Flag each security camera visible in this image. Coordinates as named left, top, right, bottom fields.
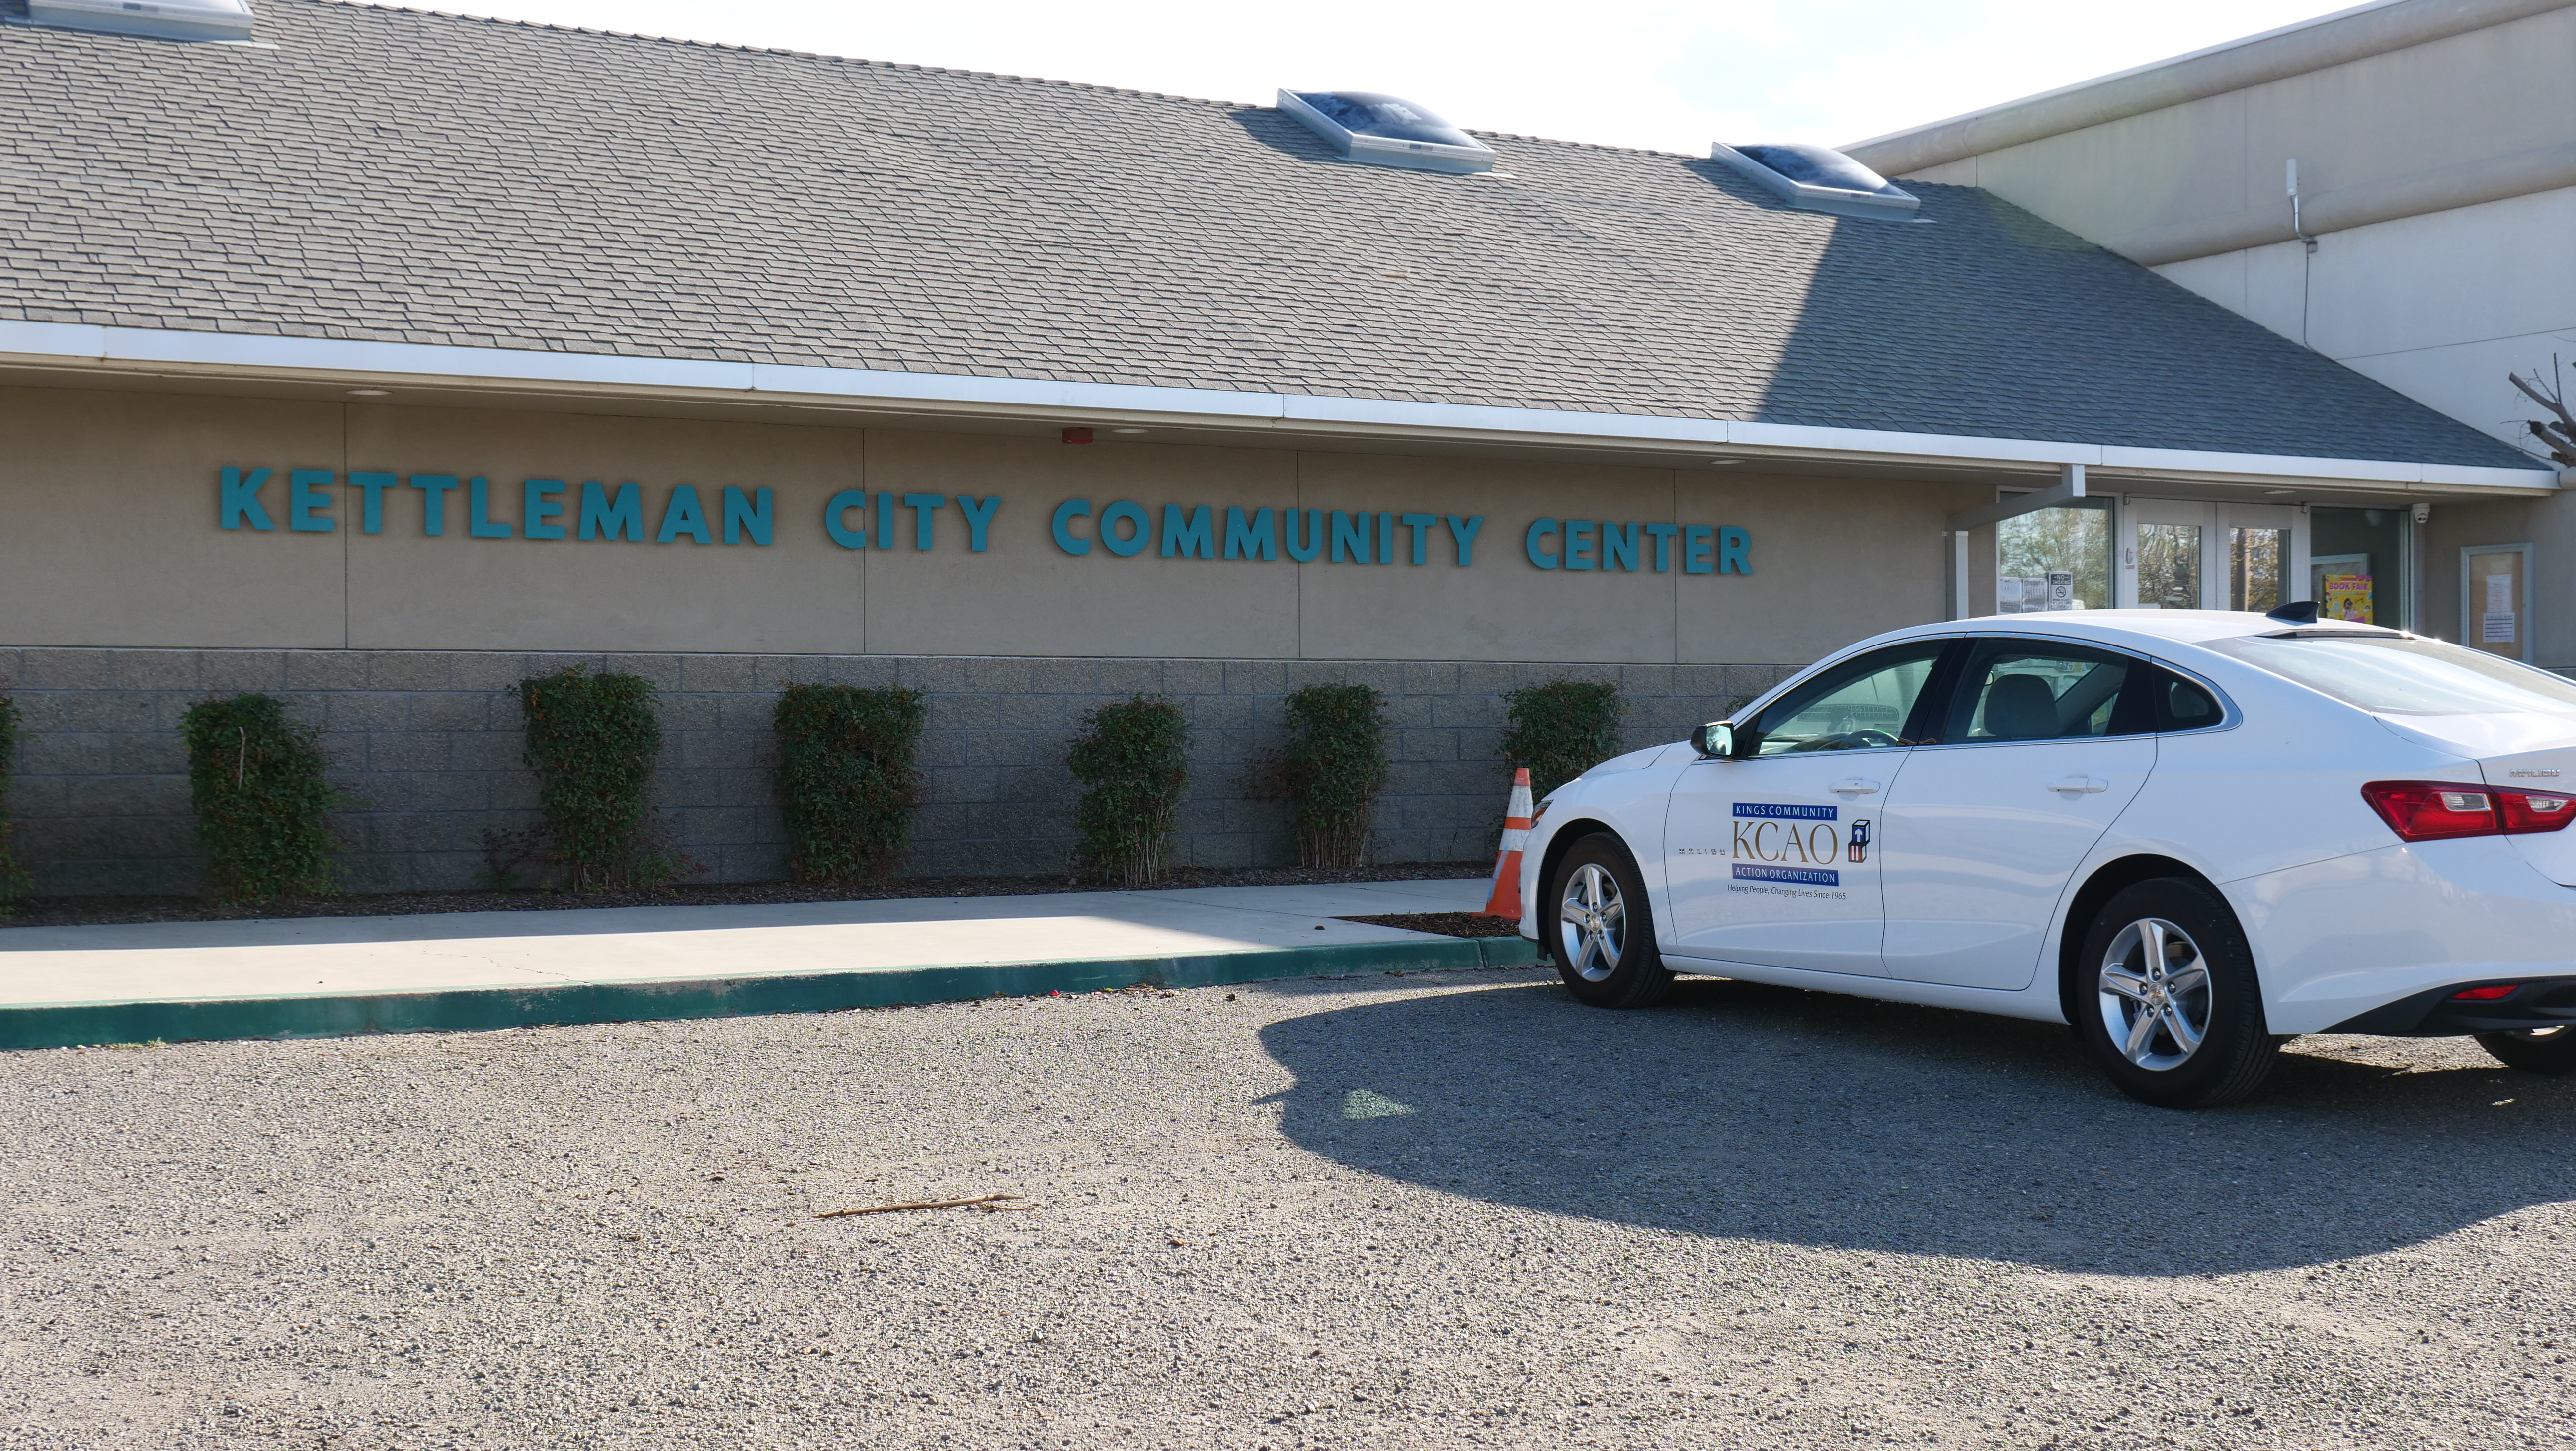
left=2412, top=502, right=2431, bottom=525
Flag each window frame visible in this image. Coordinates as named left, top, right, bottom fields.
left=1927, top=636, right=2158, bottom=748
left=1732, top=638, right=1964, bottom=758
left=2144, top=660, right=2239, bottom=734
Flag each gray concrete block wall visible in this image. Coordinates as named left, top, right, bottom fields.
left=0, top=648, right=1801, bottom=897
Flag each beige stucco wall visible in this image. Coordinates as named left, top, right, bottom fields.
left=1881, top=6, right=2576, bottom=265
left=0, top=385, right=1986, bottom=663
left=0, top=388, right=351, bottom=648
left=2424, top=495, right=2576, bottom=671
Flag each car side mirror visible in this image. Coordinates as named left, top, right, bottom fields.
left=1692, top=721, right=1736, bottom=759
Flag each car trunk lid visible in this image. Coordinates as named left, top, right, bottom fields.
left=2378, top=714, right=2576, bottom=885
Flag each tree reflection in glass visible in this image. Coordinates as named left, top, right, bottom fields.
left=2138, top=524, right=2201, bottom=610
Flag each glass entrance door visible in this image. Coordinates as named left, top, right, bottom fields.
left=2309, top=506, right=2414, bottom=628
left=2118, top=501, right=2305, bottom=612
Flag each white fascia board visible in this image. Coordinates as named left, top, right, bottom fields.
left=746, top=361, right=1286, bottom=421
left=1728, top=419, right=2091, bottom=466
left=2098, top=443, right=2557, bottom=492
left=0, top=321, right=2554, bottom=493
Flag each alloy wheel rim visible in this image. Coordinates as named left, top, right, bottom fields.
left=1557, top=863, right=1626, bottom=983
left=2097, top=917, right=2213, bottom=1072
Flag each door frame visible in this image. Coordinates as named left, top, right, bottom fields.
left=2116, top=499, right=2307, bottom=611
left=2460, top=541, right=2535, bottom=663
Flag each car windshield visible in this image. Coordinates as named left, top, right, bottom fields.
left=2206, top=633, right=2576, bottom=716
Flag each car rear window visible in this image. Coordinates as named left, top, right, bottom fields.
left=2206, top=634, right=2576, bottom=716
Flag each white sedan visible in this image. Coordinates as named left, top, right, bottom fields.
left=1517, top=608, right=2576, bottom=1107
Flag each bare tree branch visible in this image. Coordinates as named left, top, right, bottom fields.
left=2510, top=355, right=2576, bottom=467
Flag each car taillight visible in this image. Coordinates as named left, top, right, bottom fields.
left=2501, top=790, right=2576, bottom=832
left=2451, top=984, right=2519, bottom=1001
left=2361, top=781, right=2576, bottom=842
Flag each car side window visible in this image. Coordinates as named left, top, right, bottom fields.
left=2152, top=667, right=2225, bottom=732
left=1943, top=641, right=2154, bottom=743
left=1742, top=641, right=1952, bottom=756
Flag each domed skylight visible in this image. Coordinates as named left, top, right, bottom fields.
left=1711, top=142, right=1921, bottom=220
left=21, top=0, right=254, bottom=42
left=1277, top=90, right=1498, bottom=175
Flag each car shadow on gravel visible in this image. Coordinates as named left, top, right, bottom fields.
left=1257, top=974, right=2576, bottom=1276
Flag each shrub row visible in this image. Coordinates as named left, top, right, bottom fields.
left=17, top=671, right=1629, bottom=902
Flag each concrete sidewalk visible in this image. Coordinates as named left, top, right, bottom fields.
left=0, top=879, right=1539, bottom=1049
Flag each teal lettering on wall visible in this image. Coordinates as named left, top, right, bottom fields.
left=467, top=477, right=512, bottom=539
left=900, top=492, right=944, bottom=551
left=411, top=474, right=459, bottom=536
left=658, top=485, right=711, bottom=545
left=957, top=495, right=1000, bottom=552
left=1099, top=501, right=1150, bottom=557
left=524, top=479, right=568, bottom=541
left=1224, top=506, right=1276, bottom=561
left=1162, top=504, right=1213, bottom=559
left=1285, top=509, right=1323, bottom=563
left=209, top=469, right=1751, bottom=575
left=1644, top=522, right=1678, bottom=572
left=1330, top=510, right=1369, bottom=564
left=724, top=486, right=775, bottom=547
left=289, top=470, right=337, bottom=533
left=1444, top=514, right=1482, bottom=566
left=583, top=482, right=644, bottom=542
left=350, top=472, right=398, bottom=535
left=220, top=467, right=275, bottom=531
left=1051, top=498, right=1093, bottom=555
left=826, top=489, right=870, bottom=549
left=1526, top=518, right=1560, bottom=570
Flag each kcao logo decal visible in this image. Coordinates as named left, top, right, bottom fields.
left=1730, top=802, right=1843, bottom=886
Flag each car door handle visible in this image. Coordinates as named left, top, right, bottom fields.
left=2050, top=775, right=2108, bottom=795
left=1829, top=777, right=1882, bottom=796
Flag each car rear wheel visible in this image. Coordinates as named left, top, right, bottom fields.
left=1547, top=834, right=1673, bottom=1010
left=2475, top=1026, right=2576, bottom=1074
left=2075, top=878, right=2277, bottom=1109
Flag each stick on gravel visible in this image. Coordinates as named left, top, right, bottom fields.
left=815, top=1193, right=1028, bottom=1218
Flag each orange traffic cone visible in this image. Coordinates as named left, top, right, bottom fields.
left=1481, top=768, right=1534, bottom=920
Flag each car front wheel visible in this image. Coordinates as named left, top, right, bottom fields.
left=2476, top=1026, right=2576, bottom=1074
left=1547, top=834, right=1673, bottom=1009
left=2074, top=878, right=2277, bottom=1109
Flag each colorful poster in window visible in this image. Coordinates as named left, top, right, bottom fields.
left=2322, top=573, right=2373, bottom=624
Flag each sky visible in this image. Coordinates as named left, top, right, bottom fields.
left=385, top=0, right=2362, bottom=155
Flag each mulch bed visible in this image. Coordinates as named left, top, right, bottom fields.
left=0, top=862, right=1494, bottom=931
left=1338, top=911, right=1524, bottom=939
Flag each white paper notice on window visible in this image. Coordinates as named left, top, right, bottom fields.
left=2484, top=612, right=2518, bottom=644
left=2488, top=574, right=2515, bottom=613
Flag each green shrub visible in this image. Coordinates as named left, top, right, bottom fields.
left=0, top=691, right=27, bottom=915
left=516, top=666, right=677, bottom=892
left=1500, top=679, right=1625, bottom=799
left=773, top=684, right=927, bottom=882
left=1280, top=684, right=1389, bottom=868
left=181, top=693, right=348, bottom=901
left=1068, top=696, right=1190, bottom=888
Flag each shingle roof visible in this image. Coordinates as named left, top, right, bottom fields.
left=0, top=0, right=2544, bottom=470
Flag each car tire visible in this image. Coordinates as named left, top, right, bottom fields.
left=2475, top=1026, right=2576, bottom=1074
left=1546, top=833, right=1673, bottom=1010
left=2074, top=878, right=2277, bottom=1109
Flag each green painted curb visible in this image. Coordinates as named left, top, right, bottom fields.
left=0, top=933, right=1544, bottom=1051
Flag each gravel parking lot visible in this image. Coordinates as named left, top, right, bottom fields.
left=4, top=966, right=2571, bottom=1449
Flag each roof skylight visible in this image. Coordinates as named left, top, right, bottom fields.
left=1277, top=91, right=1497, bottom=175
left=18, top=0, right=254, bottom=42
left=1710, top=142, right=1920, bottom=220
